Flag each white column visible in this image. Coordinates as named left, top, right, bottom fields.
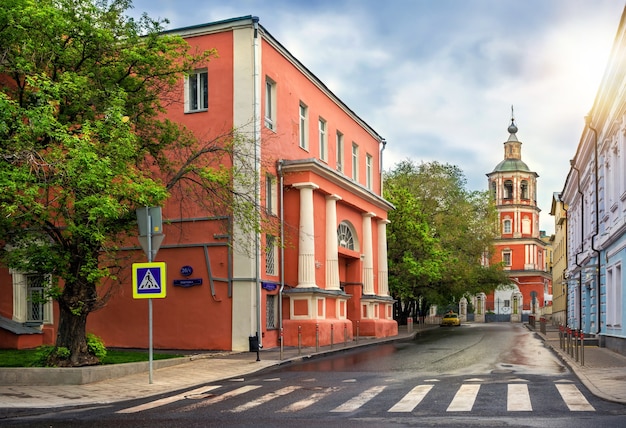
left=294, top=182, right=319, bottom=288
left=377, top=219, right=390, bottom=296
left=325, top=195, right=342, bottom=290
left=362, top=212, right=375, bottom=295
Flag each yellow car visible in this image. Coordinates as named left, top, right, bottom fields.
left=441, top=313, right=461, bottom=327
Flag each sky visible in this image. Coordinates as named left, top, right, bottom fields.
left=129, top=0, right=625, bottom=234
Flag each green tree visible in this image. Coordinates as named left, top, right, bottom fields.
left=384, top=160, right=508, bottom=322
left=0, top=0, right=260, bottom=366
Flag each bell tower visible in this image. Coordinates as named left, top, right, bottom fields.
left=484, top=109, right=551, bottom=320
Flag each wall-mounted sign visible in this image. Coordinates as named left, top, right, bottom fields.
left=180, top=265, right=193, bottom=277
left=173, top=278, right=202, bottom=288
left=262, top=282, right=278, bottom=291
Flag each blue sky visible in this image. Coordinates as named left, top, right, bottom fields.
left=129, top=0, right=625, bottom=234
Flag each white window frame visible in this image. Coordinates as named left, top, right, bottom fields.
left=318, top=117, right=327, bottom=162
left=366, top=153, right=373, bottom=189
left=607, top=263, right=622, bottom=327
left=351, top=142, right=359, bottom=181
left=265, top=234, right=278, bottom=276
left=502, top=251, right=512, bottom=267
left=503, top=219, right=512, bottom=234
left=185, top=69, right=208, bottom=112
left=265, top=77, right=276, bottom=131
left=265, top=173, right=278, bottom=216
left=299, top=102, right=308, bottom=150
left=336, top=131, right=344, bottom=173
left=11, top=270, right=53, bottom=324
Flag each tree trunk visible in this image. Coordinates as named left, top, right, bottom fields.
left=51, top=279, right=100, bottom=367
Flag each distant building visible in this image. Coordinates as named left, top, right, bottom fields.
left=485, top=116, right=552, bottom=320
left=0, top=16, right=398, bottom=351
left=549, top=192, right=568, bottom=326
left=562, top=6, right=626, bottom=355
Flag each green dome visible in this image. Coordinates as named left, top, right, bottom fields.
left=492, top=158, right=531, bottom=173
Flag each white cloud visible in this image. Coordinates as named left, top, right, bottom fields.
left=130, top=0, right=625, bottom=233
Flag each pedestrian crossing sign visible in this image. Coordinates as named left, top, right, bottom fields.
left=132, top=262, right=166, bottom=299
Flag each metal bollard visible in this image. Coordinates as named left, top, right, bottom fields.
left=330, top=324, right=334, bottom=349
left=279, top=327, right=284, bottom=361
left=408, top=317, right=413, bottom=333
left=315, top=323, right=319, bottom=352
left=298, top=325, right=302, bottom=356
left=356, top=320, right=360, bottom=344
left=344, top=323, right=348, bottom=347
left=580, top=329, right=585, bottom=366
left=574, top=329, right=579, bottom=362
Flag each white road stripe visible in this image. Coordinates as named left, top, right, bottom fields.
left=331, top=385, right=386, bottom=412
left=230, top=386, right=301, bottom=413
left=277, top=387, right=340, bottom=412
left=447, top=384, right=480, bottom=412
left=388, top=384, right=434, bottom=412
left=507, top=384, right=532, bottom=411
left=116, top=385, right=221, bottom=414
left=555, top=384, right=595, bottom=411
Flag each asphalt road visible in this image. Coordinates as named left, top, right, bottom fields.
left=5, top=323, right=626, bottom=428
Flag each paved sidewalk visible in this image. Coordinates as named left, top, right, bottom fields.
left=530, top=322, right=626, bottom=404
left=1, top=322, right=625, bottom=414
left=0, top=327, right=422, bottom=412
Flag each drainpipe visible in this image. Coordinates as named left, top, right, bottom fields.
left=585, top=115, right=602, bottom=335
left=252, top=16, right=262, bottom=348
left=570, top=159, right=584, bottom=332
left=277, top=160, right=285, bottom=341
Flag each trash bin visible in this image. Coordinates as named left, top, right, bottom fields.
left=249, top=335, right=259, bottom=352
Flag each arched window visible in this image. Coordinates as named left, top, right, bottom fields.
left=520, top=180, right=528, bottom=200
left=491, top=181, right=497, bottom=200
left=503, top=219, right=512, bottom=234
left=504, top=180, right=513, bottom=199
left=337, top=221, right=358, bottom=251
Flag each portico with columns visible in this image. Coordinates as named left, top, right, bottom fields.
left=281, top=162, right=397, bottom=347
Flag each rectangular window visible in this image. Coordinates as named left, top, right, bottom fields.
left=319, top=118, right=327, bottom=162
left=265, top=234, right=277, bottom=276
left=502, top=251, right=512, bottom=267
left=299, top=102, right=308, bottom=150
left=266, top=294, right=277, bottom=329
left=607, top=264, right=622, bottom=327
left=26, top=274, right=46, bottom=323
left=336, top=131, right=344, bottom=173
left=351, top=142, right=359, bottom=181
left=265, top=173, right=278, bottom=216
left=265, top=78, right=276, bottom=131
left=366, top=153, right=373, bottom=189
left=186, top=70, right=208, bottom=112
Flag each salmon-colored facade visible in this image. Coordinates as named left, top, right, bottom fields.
left=0, top=16, right=397, bottom=351
left=485, top=118, right=552, bottom=318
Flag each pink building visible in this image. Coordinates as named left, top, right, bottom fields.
left=0, top=16, right=397, bottom=352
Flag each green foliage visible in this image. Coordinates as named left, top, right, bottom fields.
left=33, top=346, right=70, bottom=367
left=0, top=0, right=261, bottom=366
left=385, top=159, right=509, bottom=318
left=87, top=333, right=107, bottom=360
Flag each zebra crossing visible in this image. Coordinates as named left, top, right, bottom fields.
left=117, top=379, right=595, bottom=415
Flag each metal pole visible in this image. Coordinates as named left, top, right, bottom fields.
left=580, top=329, right=585, bottom=366
left=146, top=209, right=153, bottom=385
left=280, top=327, right=283, bottom=360
left=298, top=325, right=302, bottom=356
left=330, top=324, right=334, bottom=349
left=315, top=323, right=319, bottom=352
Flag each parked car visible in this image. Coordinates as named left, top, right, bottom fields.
left=441, top=312, right=461, bottom=327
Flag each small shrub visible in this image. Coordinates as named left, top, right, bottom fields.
left=32, top=345, right=70, bottom=367
left=87, top=333, right=107, bottom=360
